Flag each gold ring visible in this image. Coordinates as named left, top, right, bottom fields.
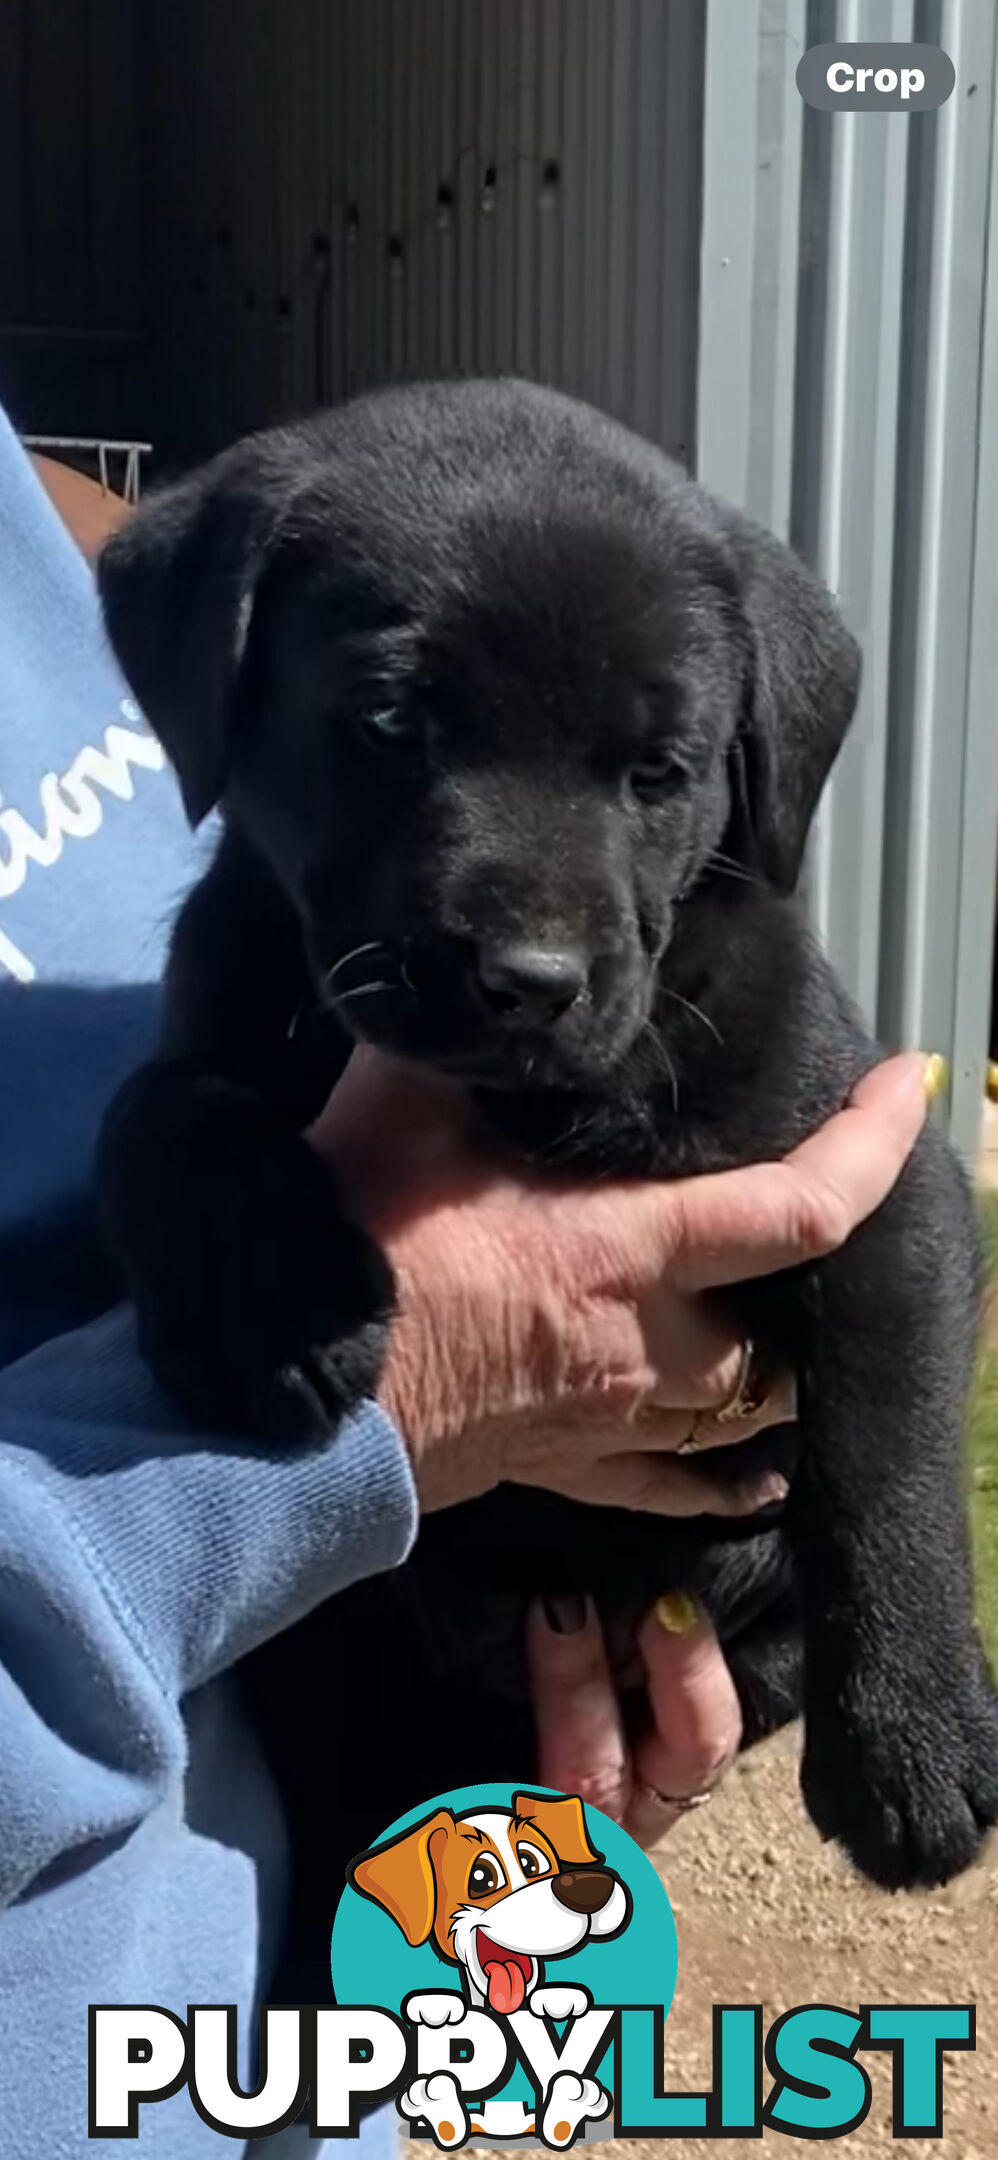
left=634, top=1776, right=714, bottom=1814
left=713, top=1338, right=770, bottom=1427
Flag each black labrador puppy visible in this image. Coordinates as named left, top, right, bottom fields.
left=95, top=379, right=998, bottom=1924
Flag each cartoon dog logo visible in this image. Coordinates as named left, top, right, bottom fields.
left=349, top=1789, right=631, bottom=2145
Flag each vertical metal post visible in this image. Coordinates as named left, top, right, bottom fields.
left=697, top=0, right=804, bottom=536
left=935, top=9, right=998, bottom=1155
left=696, top=0, right=763, bottom=505
left=747, top=0, right=807, bottom=540
left=877, top=0, right=998, bottom=1158
left=699, top=0, right=998, bottom=1156
left=800, top=0, right=914, bottom=1028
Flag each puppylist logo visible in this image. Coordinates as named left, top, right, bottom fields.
left=89, top=1782, right=975, bottom=2145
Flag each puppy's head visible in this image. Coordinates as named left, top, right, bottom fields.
left=99, top=380, right=859, bottom=1090
left=349, top=1792, right=629, bottom=2008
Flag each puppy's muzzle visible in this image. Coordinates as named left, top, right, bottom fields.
left=550, top=1868, right=617, bottom=1915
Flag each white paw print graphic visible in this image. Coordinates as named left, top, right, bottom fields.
left=541, top=2070, right=611, bottom=2148
left=398, top=2070, right=467, bottom=2149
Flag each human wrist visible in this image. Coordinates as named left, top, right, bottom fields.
left=377, top=1372, right=503, bottom=1515
left=375, top=1278, right=537, bottom=1512
left=374, top=1216, right=547, bottom=1444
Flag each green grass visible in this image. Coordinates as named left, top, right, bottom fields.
left=972, top=1192, right=998, bottom=1661
left=970, top=1350, right=998, bottom=1659
left=977, top=1186, right=998, bottom=1282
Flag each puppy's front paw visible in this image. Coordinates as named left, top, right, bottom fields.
left=802, top=1639, right=998, bottom=1889
left=143, top=1265, right=390, bottom=1441
left=127, top=1090, right=394, bottom=1439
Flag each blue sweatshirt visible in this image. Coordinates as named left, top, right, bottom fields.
left=0, top=409, right=418, bottom=2157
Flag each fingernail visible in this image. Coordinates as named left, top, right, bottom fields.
left=654, top=1590, right=702, bottom=1636
left=753, top=1473, right=789, bottom=1507
left=922, top=1052, right=949, bottom=1105
left=542, top=1595, right=589, bottom=1635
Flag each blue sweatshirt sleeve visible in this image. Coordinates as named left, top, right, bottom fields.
left=0, top=1305, right=418, bottom=1908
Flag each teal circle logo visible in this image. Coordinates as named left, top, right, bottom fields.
left=330, top=1782, right=677, bottom=2145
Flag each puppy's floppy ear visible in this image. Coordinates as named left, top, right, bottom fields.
left=722, top=513, right=861, bottom=892
left=96, top=448, right=278, bottom=826
left=512, top=1792, right=603, bottom=1867
left=348, top=1808, right=455, bottom=1947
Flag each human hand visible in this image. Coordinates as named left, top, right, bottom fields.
left=526, top=1589, right=743, bottom=1846
left=307, top=1047, right=928, bottom=1515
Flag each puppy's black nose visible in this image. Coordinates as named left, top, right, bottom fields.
left=476, top=942, right=587, bottom=1024
left=551, top=1869, right=616, bottom=1915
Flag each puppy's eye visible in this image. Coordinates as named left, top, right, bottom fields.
left=627, top=751, right=690, bottom=804
left=516, top=1843, right=551, bottom=1881
left=353, top=705, right=418, bottom=751
left=468, top=1857, right=507, bottom=1899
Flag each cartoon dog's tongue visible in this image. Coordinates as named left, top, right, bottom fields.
left=477, top=1931, right=532, bottom=2014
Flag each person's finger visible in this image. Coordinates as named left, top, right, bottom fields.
left=588, top=1052, right=928, bottom=1297
left=636, top=1291, right=753, bottom=1413
left=519, top=1449, right=789, bottom=1516
left=590, top=1456, right=790, bottom=1516
left=526, top=1598, right=631, bottom=1823
left=670, top=1053, right=930, bottom=1290
left=623, top=1593, right=742, bottom=1847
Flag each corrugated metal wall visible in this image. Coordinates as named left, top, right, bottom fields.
left=2, top=0, right=996, bottom=1154
left=0, top=0, right=148, bottom=437
left=143, top=0, right=703, bottom=462
left=696, top=0, right=998, bottom=1155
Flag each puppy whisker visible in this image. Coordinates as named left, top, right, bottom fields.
left=334, top=979, right=400, bottom=1002
left=707, top=848, right=752, bottom=873
left=705, top=850, right=765, bottom=893
left=636, top=1021, right=680, bottom=1112
left=659, top=984, right=724, bottom=1046
left=287, top=991, right=318, bottom=1042
left=323, top=939, right=390, bottom=987
left=543, top=1114, right=606, bottom=1165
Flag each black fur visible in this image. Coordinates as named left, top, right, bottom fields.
left=95, top=381, right=998, bottom=1965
